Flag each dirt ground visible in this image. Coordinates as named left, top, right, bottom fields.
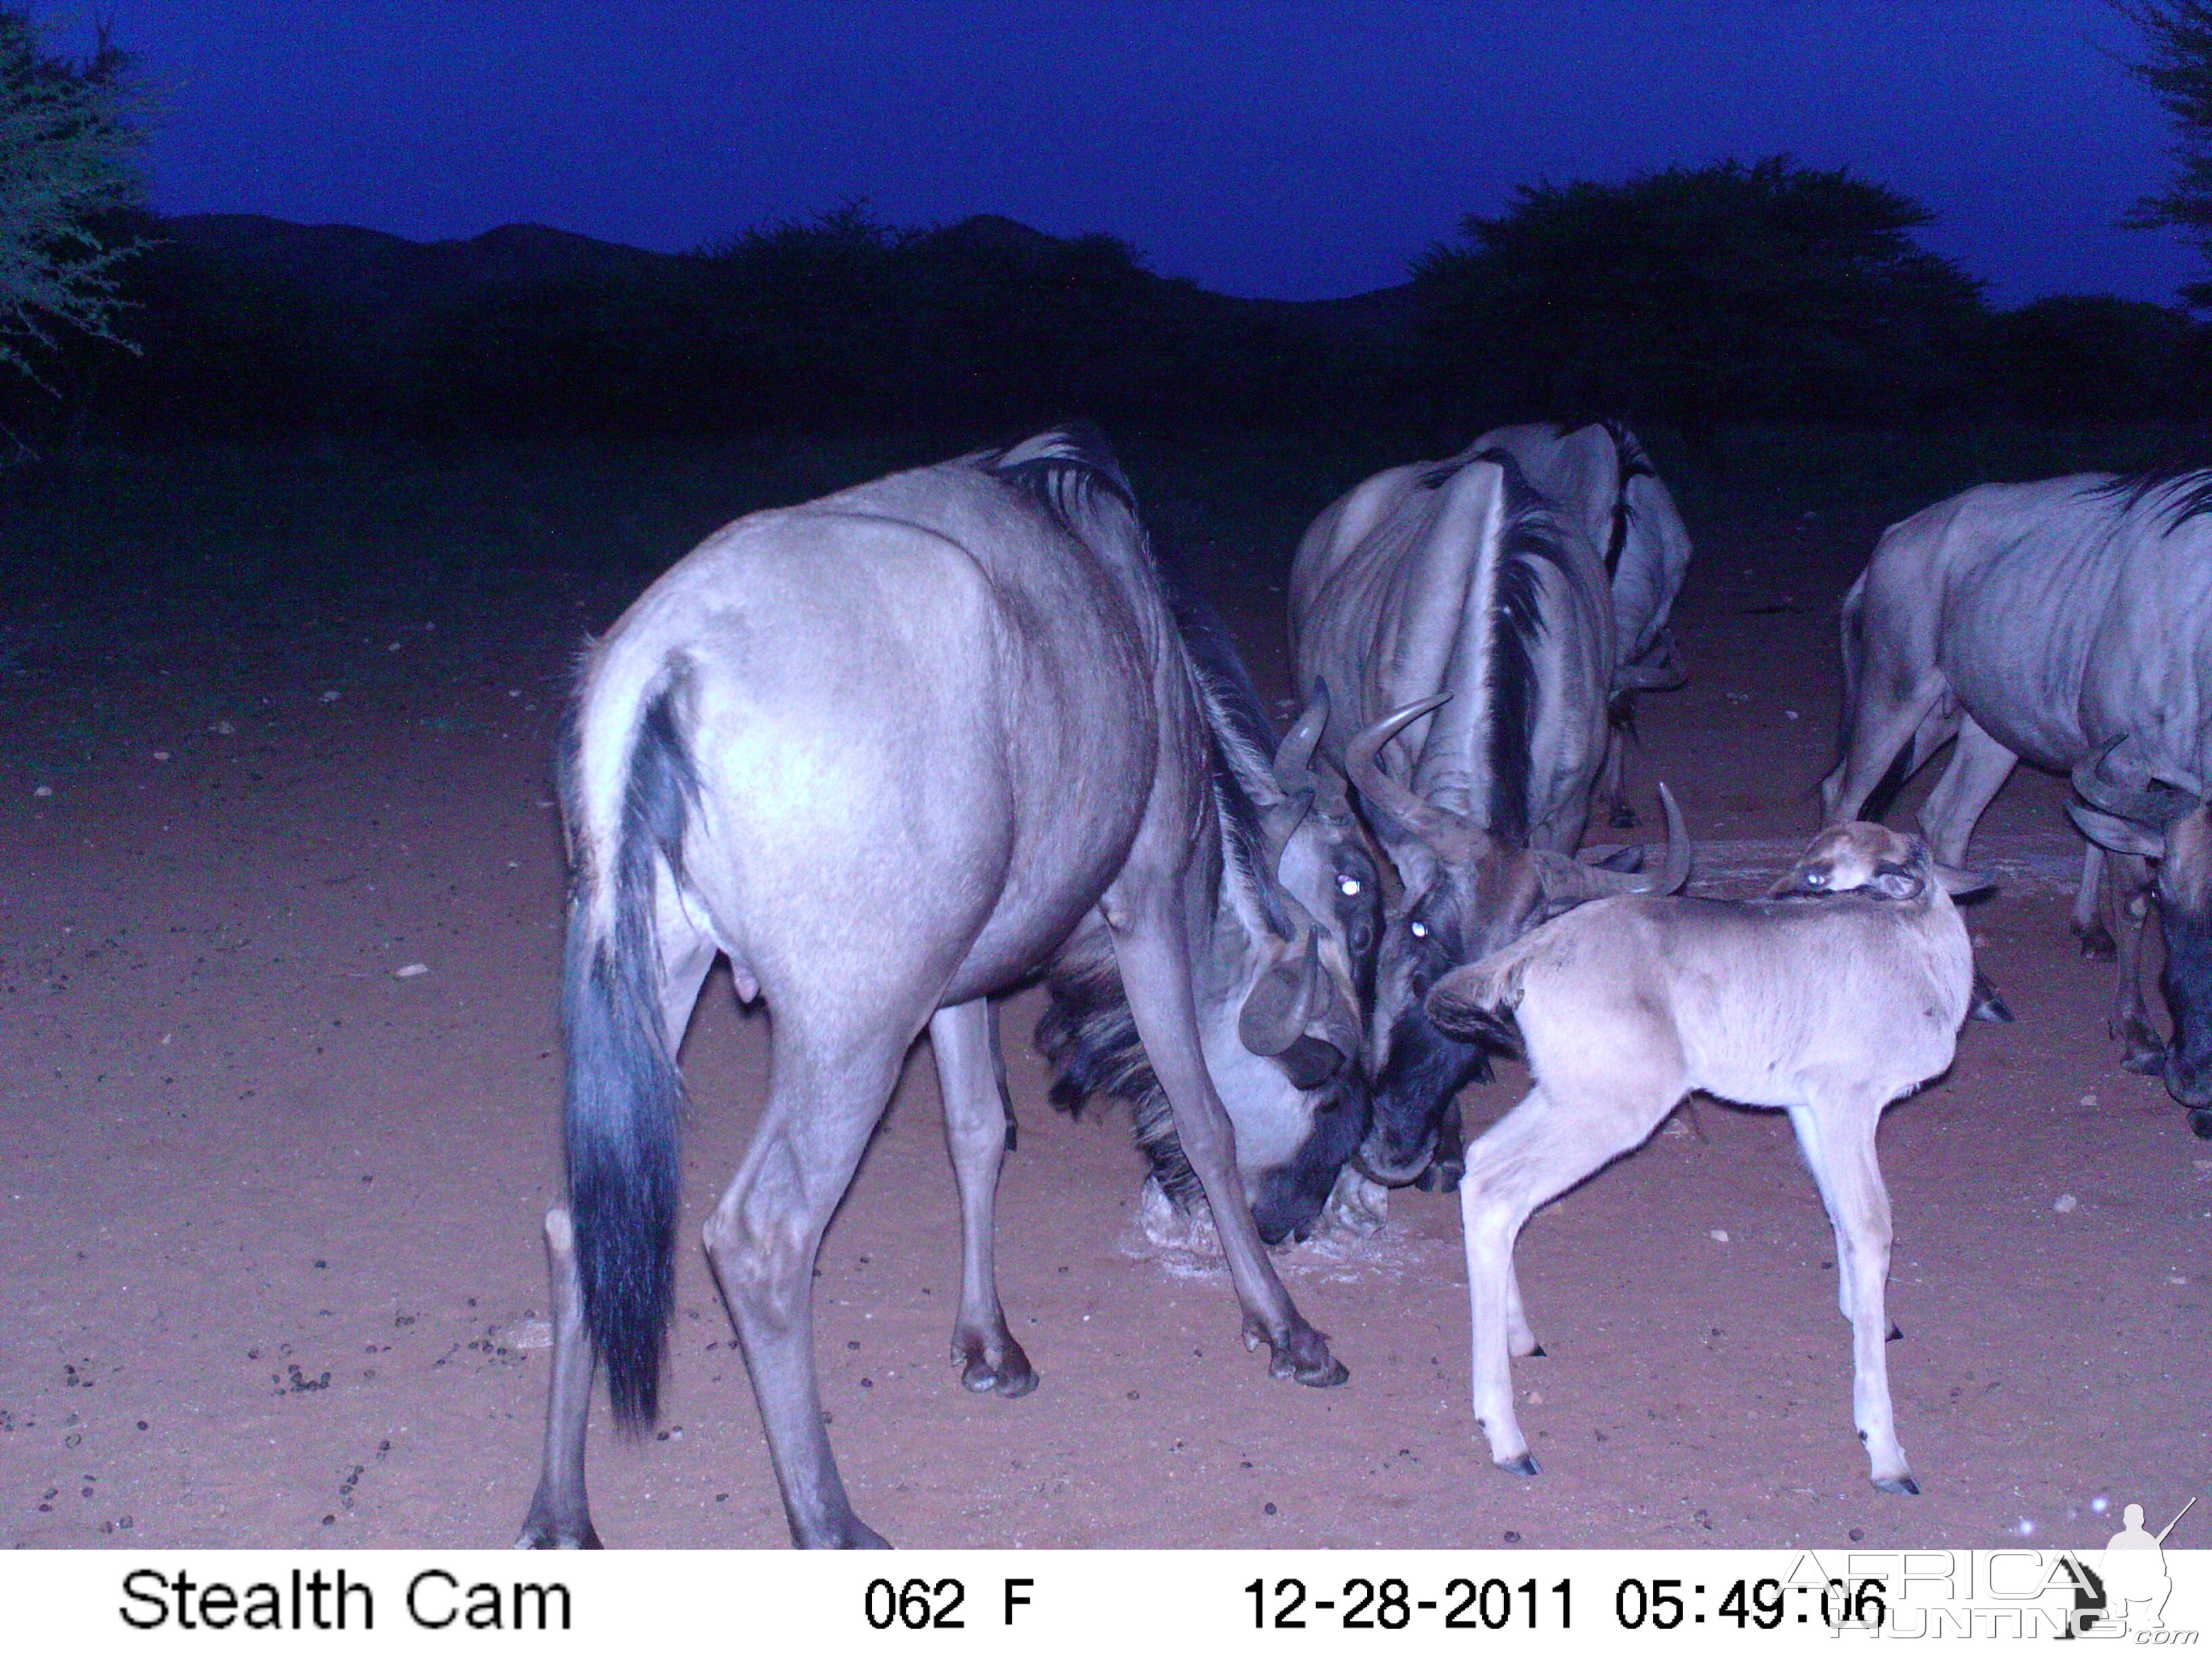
left=2, top=453, right=2205, bottom=1552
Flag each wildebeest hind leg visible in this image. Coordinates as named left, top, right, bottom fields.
left=1915, top=717, right=2014, bottom=868
left=928, top=998, right=1036, bottom=1397
left=702, top=1008, right=915, bottom=1549
left=1107, top=897, right=1347, bottom=1387
left=514, top=1207, right=602, bottom=1548
left=2109, top=854, right=2166, bottom=1071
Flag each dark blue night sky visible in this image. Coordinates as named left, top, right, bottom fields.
left=54, top=0, right=2202, bottom=306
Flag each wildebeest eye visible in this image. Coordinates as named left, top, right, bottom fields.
left=1803, top=867, right=1827, bottom=886
left=1337, top=875, right=1363, bottom=897
left=1409, top=920, right=1429, bottom=939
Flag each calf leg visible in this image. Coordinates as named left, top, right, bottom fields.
left=1460, top=1086, right=1661, bottom=1475
left=1108, top=896, right=1347, bottom=1387
left=1788, top=1096, right=1914, bottom=1494
left=702, top=1010, right=916, bottom=1549
left=928, top=998, right=1036, bottom=1397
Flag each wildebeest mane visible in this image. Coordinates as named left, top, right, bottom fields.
left=1467, top=447, right=1576, bottom=843
left=982, top=421, right=1140, bottom=540
left=2083, top=466, right=2212, bottom=533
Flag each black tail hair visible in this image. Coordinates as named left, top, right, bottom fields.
left=560, top=676, right=697, bottom=1429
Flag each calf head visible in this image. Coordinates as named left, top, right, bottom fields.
left=1343, top=695, right=1689, bottom=1183
left=1769, top=823, right=1991, bottom=903
left=2071, top=740, right=2212, bottom=1129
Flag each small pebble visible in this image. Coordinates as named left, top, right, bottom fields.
left=394, top=963, right=429, bottom=979
left=208, top=720, right=235, bottom=735
left=1709, top=1229, right=1730, bottom=1243
left=152, top=750, right=170, bottom=761
left=320, top=690, right=340, bottom=703
left=1503, top=1530, right=1521, bottom=1543
left=1849, top=1527, right=1864, bottom=1542
left=2053, top=1193, right=2077, bottom=1214
left=2081, top=1094, right=2098, bottom=1107
left=1263, top=1502, right=1277, bottom=1515
left=1783, top=709, right=1799, bottom=721
left=33, top=785, right=50, bottom=798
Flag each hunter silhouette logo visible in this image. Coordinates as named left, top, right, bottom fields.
left=2097, top=1497, right=2196, bottom=1635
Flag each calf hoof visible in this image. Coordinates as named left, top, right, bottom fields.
left=2074, top=921, right=2117, bottom=962
left=957, top=1336, right=1039, bottom=1399
left=1252, top=1315, right=1350, bottom=1387
left=1871, top=1474, right=1921, bottom=1497
left=1496, top=1452, right=1541, bottom=1477
left=2190, top=1109, right=2212, bottom=1141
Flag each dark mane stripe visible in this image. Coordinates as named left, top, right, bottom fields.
left=983, top=422, right=1139, bottom=536
left=1605, top=421, right=1654, bottom=576
left=1467, top=448, right=1574, bottom=843
left=2083, top=467, right=2212, bottom=533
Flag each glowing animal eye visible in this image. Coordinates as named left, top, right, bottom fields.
left=1409, top=920, right=1429, bottom=939
left=1337, top=876, right=1362, bottom=898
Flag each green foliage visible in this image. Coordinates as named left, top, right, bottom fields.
left=0, top=8, right=150, bottom=380
left=1412, top=157, right=1987, bottom=441
left=2117, top=1, right=2212, bottom=306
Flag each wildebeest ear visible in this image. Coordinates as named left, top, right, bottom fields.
left=1931, top=862, right=1995, bottom=899
left=1273, top=1034, right=1345, bottom=1090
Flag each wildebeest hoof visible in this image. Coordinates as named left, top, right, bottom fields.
left=1254, top=1316, right=1349, bottom=1387
left=2122, top=1040, right=2167, bottom=1076
left=1526, top=1343, right=1547, bottom=1358
left=2074, top=920, right=2118, bottom=961
left=1414, top=1155, right=1466, bottom=1193
left=1968, top=972, right=2014, bottom=1023
left=1872, top=1474, right=1921, bottom=1496
left=2190, top=1108, right=2212, bottom=1141
left=958, top=1336, right=1039, bottom=1399
left=1496, top=1452, right=1540, bottom=1477
left=513, top=1515, right=602, bottom=1550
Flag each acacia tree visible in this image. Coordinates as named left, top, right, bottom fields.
left=2117, top=1, right=2212, bottom=306
left=0, top=8, right=148, bottom=381
left=1413, top=157, right=1986, bottom=449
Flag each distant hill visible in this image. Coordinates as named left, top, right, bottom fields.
left=159, top=211, right=1418, bottom=342
left=162, top=213, right=670, bottom=313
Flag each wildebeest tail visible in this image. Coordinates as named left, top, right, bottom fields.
left=559, top=668, right=698, bottom=1429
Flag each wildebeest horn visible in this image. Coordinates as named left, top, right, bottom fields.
left=1272, top=681, right=1353, bottom=824
left=1536, top=782, right=1692, bottom=903
left=1345, top=695, right=1477, bottom=857
left=2071, top=736, right=2203, bottom=830
left=1238, top=933, right=1323, bottom=1057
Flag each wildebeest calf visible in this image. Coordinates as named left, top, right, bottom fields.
left=1425, top=823, right=1987, bottom=1496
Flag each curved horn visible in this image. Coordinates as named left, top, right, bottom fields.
left=1538, top=782, right=1693, bottom=903
left=2072, top=735, right=2203, bottom=830
left=1344, top=694, right=1475, bottom=855
left=1237, top=933, right=1323, bottom=1058
left=1272, top=680, right=1353, bottom=823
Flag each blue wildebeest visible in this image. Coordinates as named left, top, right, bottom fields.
left=1470, top=421, right=1695, bottom=828
left=1822, top=470, right=2212, bottom=1136
left=516, top=428, right=1365, bottom=1551
left=1290, top=433, right=1691, bottom=1193
left=1427, top=821, right=1989, bottom=1495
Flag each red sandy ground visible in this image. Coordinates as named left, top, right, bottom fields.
left=2, top=471, right=2205, bottom=1552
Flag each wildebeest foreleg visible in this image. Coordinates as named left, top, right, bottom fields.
left=702, top=1016, right=910, bottom=1549
left=514, top=1207, right=602, bottom=1548
left=2108, top=853, right=2165, bottom=1071
left=1786, top=1093, right=1914, bottom=1494
left=2073, top=844, right=2117, bottom=960
left=1107, top=904, right=1348, bottom=1387
left=1459, top=1086, right=1657, bottom=1475
left=928, top=999, right=1037, bottom=1397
